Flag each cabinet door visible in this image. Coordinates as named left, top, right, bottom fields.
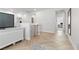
left=0, top=32, right=13, bottom=48
left=0, top=28, right=24, bottom=49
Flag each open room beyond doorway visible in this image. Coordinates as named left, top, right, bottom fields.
left=56, top=10, right=65, bottom=32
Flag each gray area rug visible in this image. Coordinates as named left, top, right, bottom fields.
left=31, top=44, right=57, bottom=50
left=31, top=44, right=46, bottom=50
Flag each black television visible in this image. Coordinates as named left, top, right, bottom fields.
left=0, top=12, right=14, bottom=29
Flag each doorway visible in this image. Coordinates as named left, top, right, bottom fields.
left=56, top=11, right=65, bottom=32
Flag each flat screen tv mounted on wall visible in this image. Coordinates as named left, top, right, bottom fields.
left=0, top=12, right=14, bottom=29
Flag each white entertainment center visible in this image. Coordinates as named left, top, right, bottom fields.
left=0, top=12, right=40, bottom=49
left=0, top=24, right=40, bottom=49
left=0, top=27, right=24, bottom=49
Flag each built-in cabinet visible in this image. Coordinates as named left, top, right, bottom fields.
left=20, top=23, right=40, bottom=40
left=0, top=23, right=41, bottom=49
left=31, top=23, right=41, bottom=36
left=0, top=27, right=24, bottom=49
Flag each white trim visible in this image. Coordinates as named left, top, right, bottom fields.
left=41, top=31, right=56, bottom=34
left=65, top=33, right=77, bottom=50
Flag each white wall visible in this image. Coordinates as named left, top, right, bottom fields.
left=71, top=8, right=79, bottom=49
left=34, top=9, right=56, bottom=33
left=64, top=8, right=70, bottom=34
left=14, top=13, right=31, bottom=27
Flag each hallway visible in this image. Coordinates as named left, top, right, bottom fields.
left=3, top=31, right=73, bottom=50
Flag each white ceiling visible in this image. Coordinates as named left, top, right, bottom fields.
left=0, top=8, right=67, bottom=14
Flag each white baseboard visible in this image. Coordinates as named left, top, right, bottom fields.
left=65, top=33, right=77, bottom=50
left=41, top=31, right=55, bottom=34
